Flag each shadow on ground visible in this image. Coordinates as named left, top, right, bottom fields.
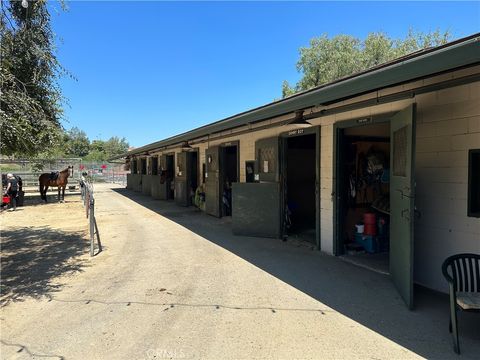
left=1, top=226, right=89, bottom=306
left=113, top=187, right=480, bottom=359
left=22, top=191, right=81, bottom=206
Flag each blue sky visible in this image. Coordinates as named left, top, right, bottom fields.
left=51, top=1, right=480, bottom=147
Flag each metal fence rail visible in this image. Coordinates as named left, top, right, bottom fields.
left=81, top=180, right=102, bottom=256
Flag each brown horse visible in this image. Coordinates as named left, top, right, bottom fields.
left=39, top=166, right=73, bottom=203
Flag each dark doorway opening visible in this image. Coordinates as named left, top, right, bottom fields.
left=284, top=133, right=316, bottom=243
left=132, top=159, right=138, bottom=174
left=166, top=154, right=175, bottom=200
left=245, top=161, right=255, bottom=183
left=188, top=151, right=199, bottom=206
left=221, top=145, right=239, bottom=217
left=337, top=122, right=391, bottom=274
left=151, top=156, right=158, bottom=175
left=141, top=158, right=147, bottom=175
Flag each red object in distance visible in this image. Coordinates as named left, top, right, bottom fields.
left=101, top=164, right=107, bottom=169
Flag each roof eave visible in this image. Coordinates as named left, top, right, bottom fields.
left=113, top=34, right=480, bottom=160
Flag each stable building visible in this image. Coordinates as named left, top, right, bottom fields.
left=116, top=34, right=480, bottom=309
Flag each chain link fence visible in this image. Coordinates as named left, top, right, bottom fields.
left=1, top=158, right=127, bottom=192
left=79, top=162, right=127, bottom=186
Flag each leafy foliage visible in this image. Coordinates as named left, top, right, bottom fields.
left=64, top=127, right=90, bottom=157
left=1, top=0, right=68, bottom=156
left=27, top=128, right=129, bottom=167
left=83, top=136, right=129, bottom=161
left=282, top=30, right=452, bottom=97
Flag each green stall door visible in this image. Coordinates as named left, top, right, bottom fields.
left=390, top=104, right=416, bottom=309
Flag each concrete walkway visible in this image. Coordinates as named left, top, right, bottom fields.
left=1, top=184, right=478, bottom=359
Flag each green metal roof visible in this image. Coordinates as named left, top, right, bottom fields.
left=113, top=34, right=480, bottom=160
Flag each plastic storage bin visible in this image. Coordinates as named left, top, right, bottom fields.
left=354, top=233, right=378, bottom=253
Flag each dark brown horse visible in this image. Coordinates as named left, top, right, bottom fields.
left=39, top=166, right=73, bottom=202
left=160, top=169, right=173, bottom=184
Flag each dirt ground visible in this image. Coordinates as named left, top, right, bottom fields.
left=1, top=191, right=89, bottom=305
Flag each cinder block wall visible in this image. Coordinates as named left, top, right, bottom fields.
left=414, top=81, right=480, bottom=292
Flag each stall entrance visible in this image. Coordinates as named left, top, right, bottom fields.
left=175, top=150, right=199, bottom=206
left=205, top=142, right=239, bottom=217
left=221, top=143, right=239, bottom=216
left=336, top=122, right=391, bottom=273
left=231, top=127, right=319, bottom=243
left=281, top=130, right=317, bottom=244
left=166, top=154, right=175, bottom=200
left=159, top=153, right=175, bottom=200
left=334, top=105, right=416, bottom=309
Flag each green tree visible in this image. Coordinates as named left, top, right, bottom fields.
left=90, top=139, right=105, bottom=154
left=65, top=127, right=90, bottom=157
left=83, top=137, right=129, bottom=162
left=83, top=149, right=105, bottom=162
left=0, top=0, right=68, bottom=155
left=282, top=29, right=451, bottom=97
left=104, top=136, right=129, bottom=159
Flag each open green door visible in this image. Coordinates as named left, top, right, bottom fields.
left=390, top=104, right=416, bottom=309
left=232, top=136, right=282, bottom=238
left=205, top=146, right=222, bottom=217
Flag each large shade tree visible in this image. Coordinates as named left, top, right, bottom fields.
left=1, top=0, right=67, bottom=156
left=282, top=30, right=451, bottom=98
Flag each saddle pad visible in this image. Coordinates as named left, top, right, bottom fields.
left=456, top=292, right=480, bottom=310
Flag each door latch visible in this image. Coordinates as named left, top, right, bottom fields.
left=401, top=209, right=411, bottom=221
left=395, top=188, right=414, bottom=199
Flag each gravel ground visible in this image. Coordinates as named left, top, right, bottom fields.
left=1, top=184, right=478, bottom=359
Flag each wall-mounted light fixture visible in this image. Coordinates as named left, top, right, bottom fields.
left=287, top=110, right=310, bottom=125
left=182, top=141, right=193, bottom=150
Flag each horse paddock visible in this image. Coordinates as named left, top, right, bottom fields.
left=1, top=191, right=89, bottom=305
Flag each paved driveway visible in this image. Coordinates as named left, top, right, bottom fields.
left=1, top=184, right=478, bottom=359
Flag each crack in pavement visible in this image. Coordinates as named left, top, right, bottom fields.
left=0, top=339, right=65, bottom=359
left=48, top=296, right=330, bottom=314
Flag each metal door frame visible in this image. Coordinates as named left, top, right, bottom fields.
left=190, top=147, right=200, bottom=195
left=333, top=115, right=392, bottom=256
left=279, top=126, right=321, bottom=249
left=184, top=148, right=200, bottom=206
left=165, top=152, right=175, bottom=200
left=220, top=140, right=240, bottom=183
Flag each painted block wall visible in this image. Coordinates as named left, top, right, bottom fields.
left=413, top=81, right=480, bottom=292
